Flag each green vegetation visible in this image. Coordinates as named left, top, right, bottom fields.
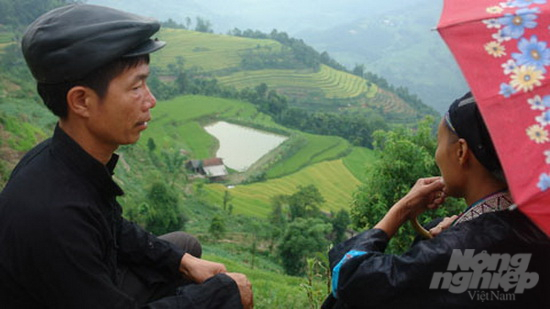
left=202, top=253, right=320, bottom=309
left=219, top=64, right=374, bottom=99
left=151, top=27, right=431, bottom=121
left=204, top=159, right=362, bottom=217
left=154, top=28, right=283, bottom=72
left=0, top=0, right=75, bottom=26
left=342, top=147, right=377, bottom=182
left=351, top=117, right=465, bottom=253
left=140, top=182, right=187, bottom=235
left=266, top=133, right=350, bottom=178
left=0, top=27, right=13, bottom=51
left=0, top=114, right=47, bottom=151
left=278, top=218, right=331, bottom=275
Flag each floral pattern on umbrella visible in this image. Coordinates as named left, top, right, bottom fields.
left=481, top=0, right=550, bottom=193
left=437, top=0, right=550, bottom=236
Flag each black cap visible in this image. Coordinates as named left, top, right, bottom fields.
left=446, top=92, right=503, bottom=176
left=21, top=4, right=166, bottom=84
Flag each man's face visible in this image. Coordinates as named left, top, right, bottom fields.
left=86, top=61, right=156, bottom=150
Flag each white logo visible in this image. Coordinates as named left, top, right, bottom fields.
left=430, top=249, right=539, bottom=298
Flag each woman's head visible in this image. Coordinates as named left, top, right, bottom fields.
left=435, top=92, right=506, bottom=197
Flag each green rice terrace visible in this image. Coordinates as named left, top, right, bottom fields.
left=138, top=95, right=372, bottom=218
left=218, top=64, right=376, bottom=99
left=152, top=28, right=418, bottom=117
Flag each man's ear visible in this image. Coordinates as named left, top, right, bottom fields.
left=66, top=86, right=95, bottom=118
left=456, top=138, right=470, bottom=166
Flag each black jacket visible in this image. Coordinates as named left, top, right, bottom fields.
left=0, top=126, right=241, bottom=308
left=323, top=209, right=550, bottom=309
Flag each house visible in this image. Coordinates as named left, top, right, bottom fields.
left=186, top=158, right=228, bottom=181
left=186, top=160, right=202, bottom=174
left=201, top=158, right=228, bottom=180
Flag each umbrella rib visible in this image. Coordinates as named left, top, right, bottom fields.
left=437, top=16, right=489, bottom=30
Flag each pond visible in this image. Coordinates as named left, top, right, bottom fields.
left=203, top=121, right=288, bottom=172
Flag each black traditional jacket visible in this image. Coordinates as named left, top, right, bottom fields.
left=323, top=209, right=550, bottom=309
left=0, top=126, right=240, bottom=308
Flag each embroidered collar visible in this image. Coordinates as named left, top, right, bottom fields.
left=452, top=190, right=513, bottom=226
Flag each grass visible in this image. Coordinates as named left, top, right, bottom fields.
left=266, top=133, right=351, bottom=178
left=202, top=252, right=318, bottom=309
left=152, top=28, right=283, bottom=72
left=342, top=147, right=377, bottom=182
left=203, top=158, right=363, bottom=218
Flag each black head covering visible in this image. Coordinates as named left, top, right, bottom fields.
left=445, top=92, right=504, bottom=177
left=21, top=4, right=166, bottom=84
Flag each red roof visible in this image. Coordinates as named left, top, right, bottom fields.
left=202, top=158, right=224, bottom=167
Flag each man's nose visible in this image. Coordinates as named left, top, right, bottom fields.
left=145, top=85, right=156, bottom=109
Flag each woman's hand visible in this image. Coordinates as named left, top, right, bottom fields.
left=400, top=177, right=446, bottom=219
left=374, top=177, right=446, bottom=238
left=429, top=215, right=458, bottom=237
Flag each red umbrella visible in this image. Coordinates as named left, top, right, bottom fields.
left=437, top=0, right=550, bottom=236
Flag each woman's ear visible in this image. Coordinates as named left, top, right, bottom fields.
left=456, top=138, right=470, bottom=166
left=66, top=86, right=94, bottom=118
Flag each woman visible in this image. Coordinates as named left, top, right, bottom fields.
left=323, top=92, right=549, bottom=308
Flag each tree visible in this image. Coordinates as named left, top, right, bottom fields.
left=350, top=117, right=464, bottom=253
left=145, top=182, right=186, bottom=235
left=161, top=149, right=187, bottom=186
left=0, top=0, right=74, bottom=26
left=352, top=64, right=365, bottom=78
left=222, top=190, right=232, bottom=212
left=147, top=138, right=156, bottom=152
left=209, top=215, right=226, bottom=239
left=288, top=185, right=325, bottom=220
left=330, top=209, right=351, bottom=244
left=185, top=17, right=192, bottom=29
left=278, top=218, right=331, bottom=276
left=194, top=17, right=213, bottom=33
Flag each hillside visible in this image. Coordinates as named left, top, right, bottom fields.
left=152, top=28, right=426, bottom=119
left=137, top=95, right=369, bottom=217
left=297, top=0, right=468, bottom=113
left=0, top=4, right=399, bottom=307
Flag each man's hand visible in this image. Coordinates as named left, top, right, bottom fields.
left=179, top=253, right=227, bottom=283
left=226, top=272, right=253, bottom=309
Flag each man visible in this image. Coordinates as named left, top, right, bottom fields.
left=0, top=4, right=252, bottom=308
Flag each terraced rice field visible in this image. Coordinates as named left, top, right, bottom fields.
left=368, top=88, right=416, bottom=115
left=152, top=28, right=282, bottom=71
left=218, top=64, right=373, bottom=99
left=204, top=158, right=363, bottom=218
left=149, top=28, right=416, bottom=118
left=0, top=31, right=13, bottom=51
left=266, top=133, right=351, bottom=178
left=342, top=147, right=377, bottom=182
